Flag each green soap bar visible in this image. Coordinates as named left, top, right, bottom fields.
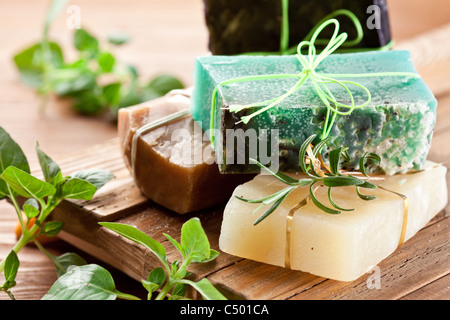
left=190, top=50, right=437, bottom=175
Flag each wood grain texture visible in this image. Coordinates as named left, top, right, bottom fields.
left=1, top=0, right=450, bottom=300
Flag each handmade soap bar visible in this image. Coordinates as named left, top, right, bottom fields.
left=191, top=50, right=437, bottom=175
left=219, top=162, right=448, bottom=281
left=118, top=93, right=252, bottom=214
left=204, top=0, right=391, bottom=55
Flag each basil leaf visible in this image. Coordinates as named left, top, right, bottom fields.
left=72, top=90, right=105, bottom=115
left=0, top=166, right=56, bottom=199
left=61, top=177, right=97, bottom=200
left=23, top=198, right=40, bottom=219
left=172, top=283, right=187, bottom=297
left=13, top=42, right=63, bottom=88
left=97, top=52, right=115, bottom=73
left=107, top=32, right=130, bottom=45
left=163, top=233, right=183, bottom=254
left=99, top=222, right=167, bottom=265
left=201, top=249, right=219, bottom=263
left=54, top=252, right=87, bottom=278
left=102, top=82, right=121, bottom=106
left=42, top=264, right=118, bottom=300
left=147, top=74, right=184, bottom=96
left=74, top=28, right=99, bottom=54
left=70, top=169, right=114, bottom=190
left=4, top=250, right=19, bottom=284
left=0, top=127, right=30, bottom=198
left=179, top=278, right=227, bottom=300
left=50, top=67, right=97, bottom=96
left=180, top=218, right=211, bottom=263
left=142, top=267, right=165, bottom=298
left=147, top=267, right=165, bottom=288
left=42, top=220, right=64, bottom=237
left=36, top=142, right=61, bottom=185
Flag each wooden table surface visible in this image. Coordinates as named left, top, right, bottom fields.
left=0, top=0, right=449, bottom=300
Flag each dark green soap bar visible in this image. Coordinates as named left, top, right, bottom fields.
left=190, top=51, right=437, bottom=175
left=203, top=0, right=391, bottom=55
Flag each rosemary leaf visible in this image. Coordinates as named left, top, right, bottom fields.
left=356, top=186, right=378, bottom=201
left=327, top=187, right=354, bottom=211
left=359, top=152, right=381, bottom=177
left=309, top=182, right=340, bottom=214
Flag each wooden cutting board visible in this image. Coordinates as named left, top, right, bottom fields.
left=41, top=137, right=449, bottom=300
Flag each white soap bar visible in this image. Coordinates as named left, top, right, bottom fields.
left=219, top=161, right=448, bottom=281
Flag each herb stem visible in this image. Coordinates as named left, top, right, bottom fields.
left=155, top=279, right=175, bottom=300
left=0, top=232, right=34, bottom=273
left=113, top=290, right=141, bottom=300
left=7, top=189, right=25, bottom=231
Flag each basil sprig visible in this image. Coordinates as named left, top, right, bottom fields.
left=43, top=218, right=226, bottom=300
left=13, top=0, right=184, bottom=117
left=0, top=126, right=114, bottom=299
left=236, top=134, right=381, bottom=225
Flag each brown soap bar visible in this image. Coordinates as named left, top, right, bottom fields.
left=118, top=92, right=252, bottom=214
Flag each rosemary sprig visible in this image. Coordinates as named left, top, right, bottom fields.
left=235, top=134, right=381, bottom=225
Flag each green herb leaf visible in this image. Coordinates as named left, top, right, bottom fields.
left=309, top=183, right=340, bottom=214
left=13, top=42, right=64, bottom=88
left=70, top=169, right=114, bottom=190
left=322, top=175, right=364, bottom=187
left=253, top=189, right=293, bottom=225
left=74, top=28, right=99, bottom=54
left=180, top=218, right=211, bottom=263
left=99, top=222, right=167, bottom=266
left=97, top=51, right=116, bottom=73
left=142, top=267, right=165, bottom=299
left=249, top=158, right=301, bottom=186
left=23, top=198, right=40, bottom=219
left=147, top=74, right=184, bottom=96
left=60, top=177, right=97, bottom=200
left=102, top=82, right=121, bottom=106
left=172, top=283, right=187, bottom=297
left=0, top=127, right=30, bottom=198
left=41, top=220, right=64, bottom=237
left=163, top=233, right=183, bottom=254
left=0, top=166, right=56, bottom=199
left=107, top=32, right=131, bottom=46
left=54, top=252, right=87, bottom=278
left=299, top=134, right=319, bottom=178
left=328, top=147, right=348, bottom=175
left=327, top=187, right=354, bottom=211
left=42, top=264, right=119, bottom=300
left=3, top=251, right=19, bottom=284
left=50, top=67, right=97, bottom=96
left=359, top=152, right=381, bottom=177
left=356, top=186, right=378, bottom=201
left=179, top=278, right=227, bottom=300
left=36, top=142, right=62, bottom=185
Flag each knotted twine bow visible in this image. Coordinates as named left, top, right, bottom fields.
left=209, top=18, right=419, bottom=148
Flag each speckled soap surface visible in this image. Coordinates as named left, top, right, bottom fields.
left=191, top=50, right=437, bottom=175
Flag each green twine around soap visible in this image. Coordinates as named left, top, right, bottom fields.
left=209, top=17, right=418, bottom=148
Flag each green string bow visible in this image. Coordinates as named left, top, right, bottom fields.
left=209, top=18, right=419, bottom=148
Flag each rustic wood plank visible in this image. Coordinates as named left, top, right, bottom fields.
left=400, top=274, right=450, bottom=300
